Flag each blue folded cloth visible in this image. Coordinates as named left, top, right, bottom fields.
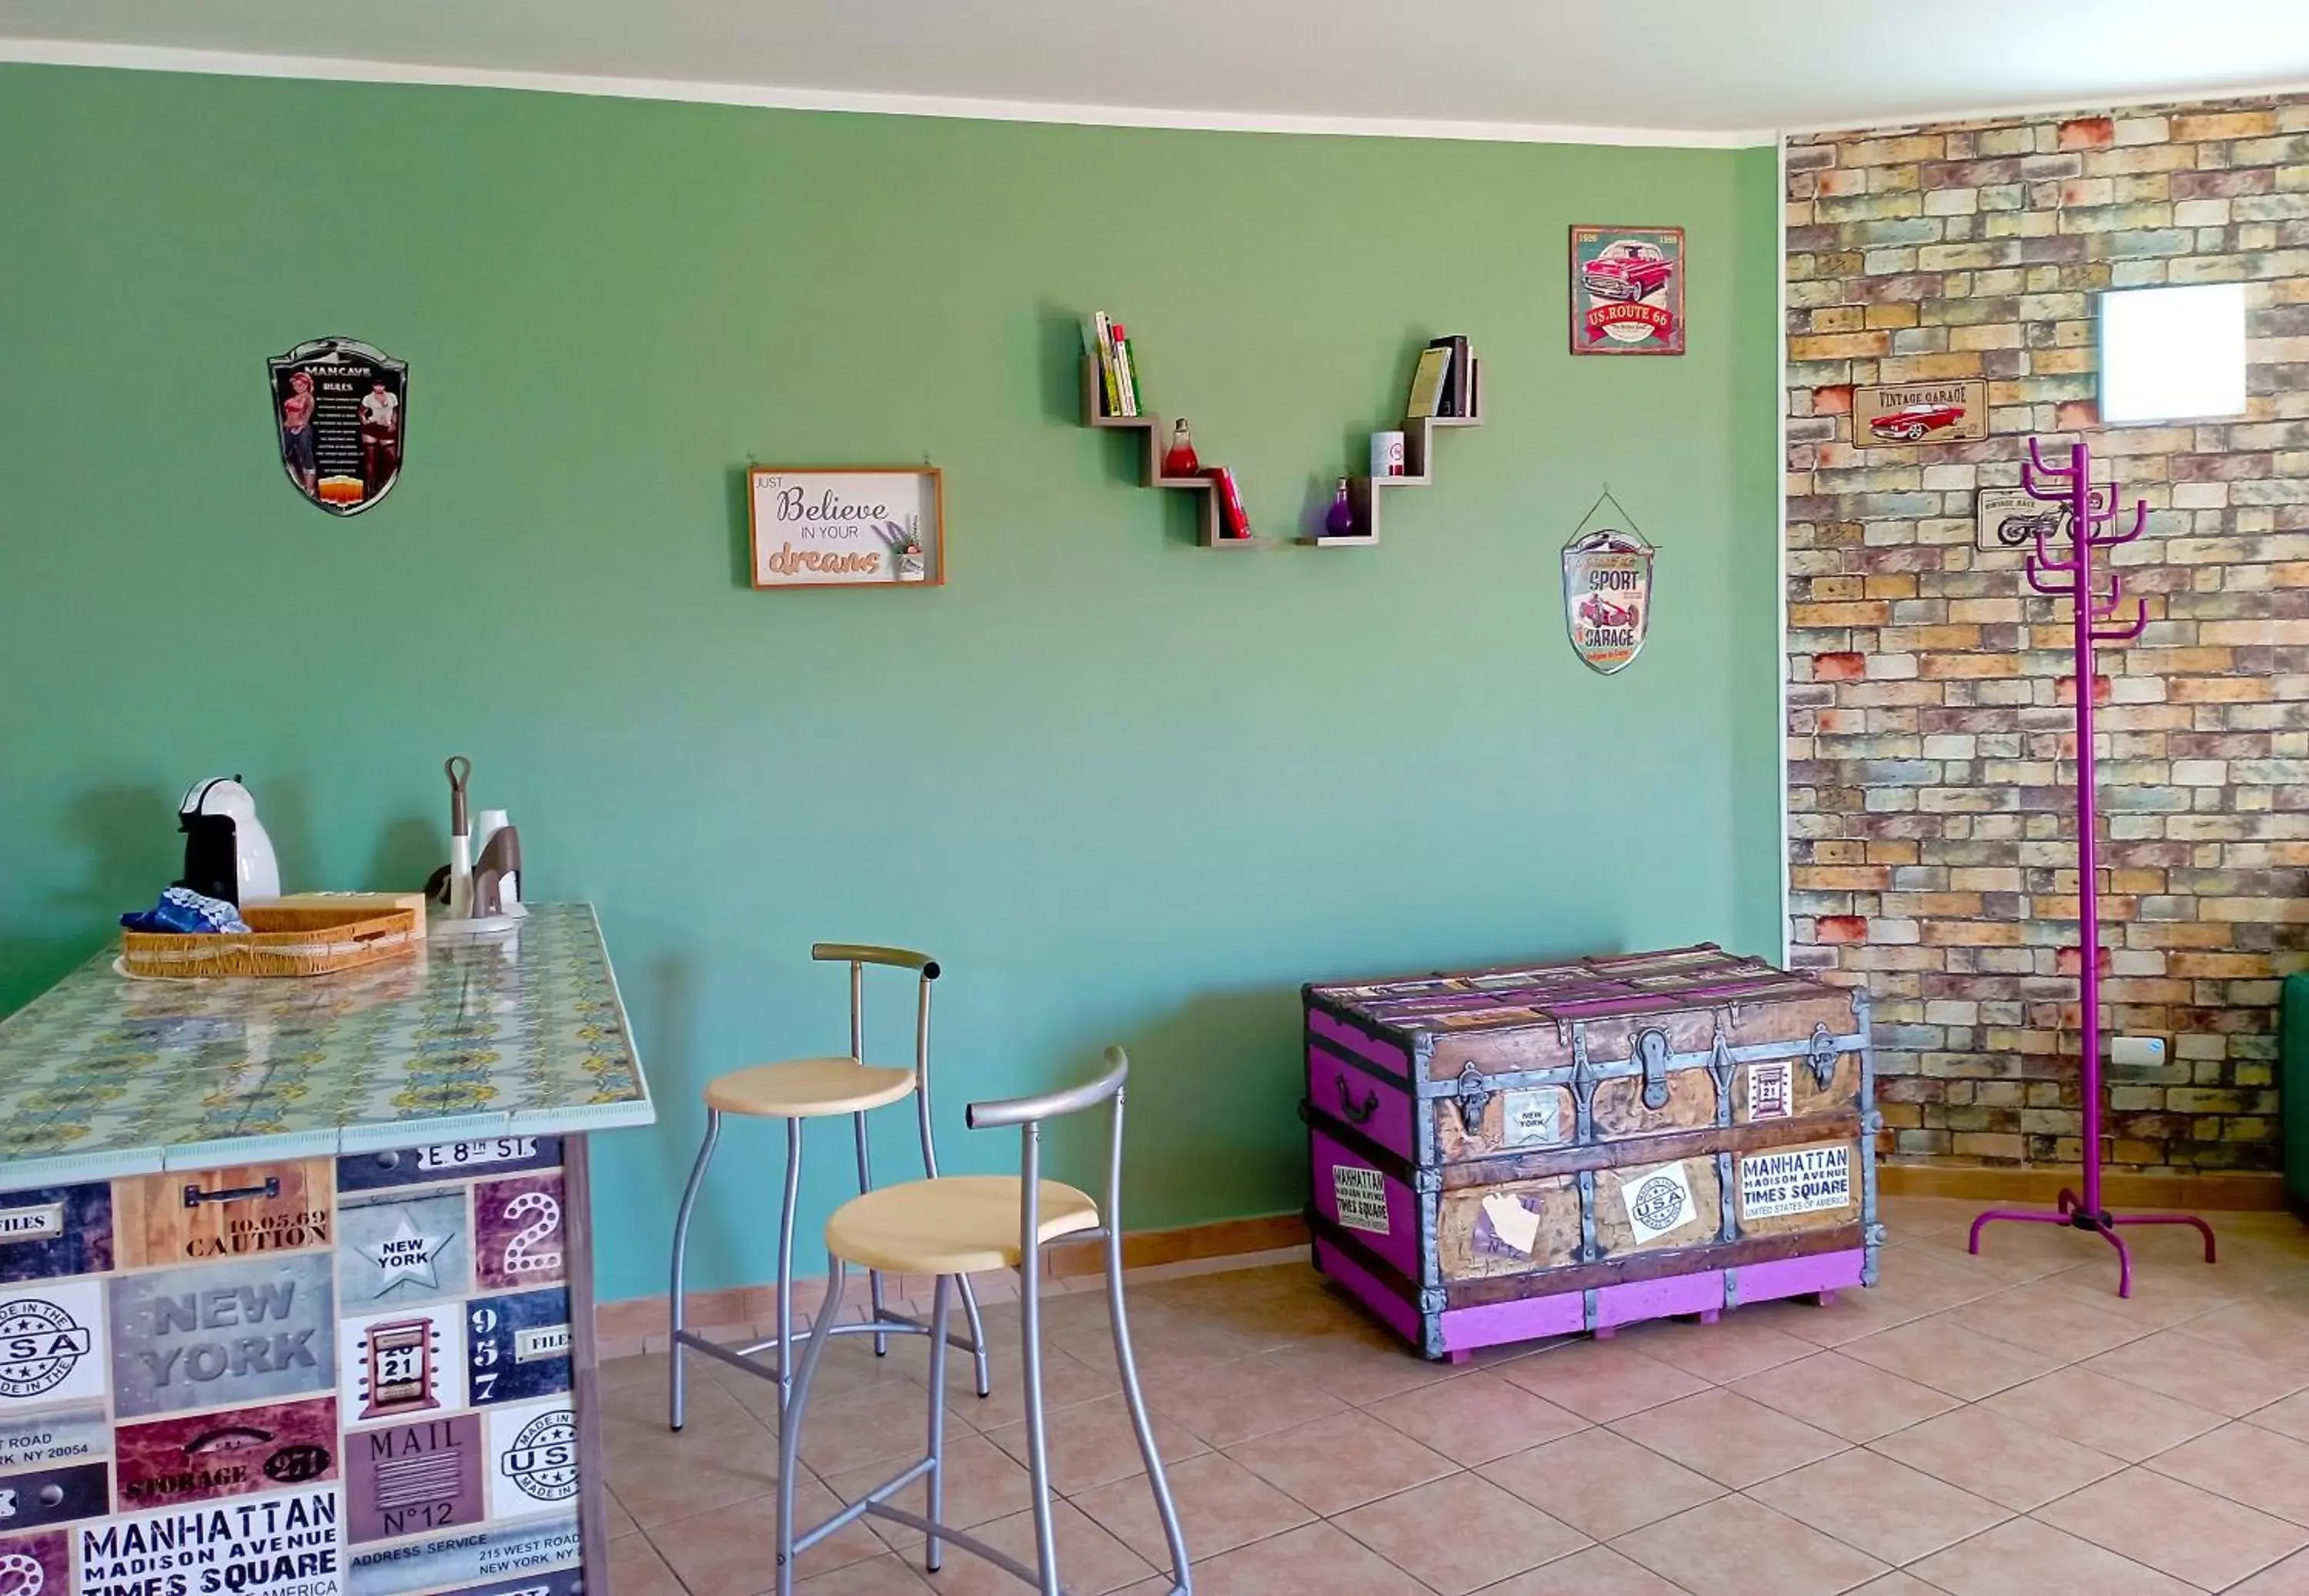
left=122, top=886, right=250, bottom=935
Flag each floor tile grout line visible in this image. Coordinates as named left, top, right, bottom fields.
left=1335, top=1500, right=1602, bottom=1596
left=2016, top=1494, right=2309, bottom=1594
left=1909, top=1511, right=2224, bottom=1594
left=603, top=1219, right=2309, bottom=1596
left=1598, top=1491, right=1894, bottom=1594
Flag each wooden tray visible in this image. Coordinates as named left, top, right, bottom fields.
left=121, top=903, right=420, bottom=980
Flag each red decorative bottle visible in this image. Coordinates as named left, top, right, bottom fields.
left=1162, top=419, right=1198, bottom=478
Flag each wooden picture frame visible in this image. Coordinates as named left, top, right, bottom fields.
left=1569, top=225, right=1686, bottom=356
left=747, top=466, right=945, bottom=589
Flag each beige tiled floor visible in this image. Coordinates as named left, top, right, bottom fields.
left=600, top=1197, right=2309, bottom=1594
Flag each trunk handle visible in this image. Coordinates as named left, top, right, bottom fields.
left=1636, top=1027, right=1672, bottom=1110
left=182, top=1177, right=281, bottom=1208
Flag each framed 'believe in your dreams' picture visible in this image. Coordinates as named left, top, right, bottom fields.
left=747, top=466, right=945, bottom=589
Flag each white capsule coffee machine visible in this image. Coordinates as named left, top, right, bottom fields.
left=175, top=776, right=282, bottom=906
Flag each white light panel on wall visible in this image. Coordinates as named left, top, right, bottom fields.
left=2098, top=282, right=2247, bottom=425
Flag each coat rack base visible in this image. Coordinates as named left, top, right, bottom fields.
left=1970, top=1198, right=2217, bottom=1299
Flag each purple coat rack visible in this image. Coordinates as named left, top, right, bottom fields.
left=1967, top=438, right=2217, bottom=1297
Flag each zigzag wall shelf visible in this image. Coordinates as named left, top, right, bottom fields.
left=1080, top=357, right=1274, bottom=548
left=1081, top=349, right=1481, bottom=549
left=1310, top=366, right=1483, bottom=547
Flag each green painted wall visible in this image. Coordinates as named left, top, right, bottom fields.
left=0, top=64, right=1783, bottom=1303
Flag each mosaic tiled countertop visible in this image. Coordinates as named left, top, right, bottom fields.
left=0, top=902, right=652, bottom=1186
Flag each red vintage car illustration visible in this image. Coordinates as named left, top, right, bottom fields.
left=1868, top=402, right=1969, bottom=442
left=1577, top=592, right=1641, bottom=629
left=1580, top=240, right=1675, bottom=302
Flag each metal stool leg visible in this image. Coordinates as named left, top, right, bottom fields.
left=913, top=1050, right=991, bottom=1399
left=1108, top=1226, right=1190, bottom=1591
left=776, top=1256, right=846, bottom=1596
left=774, top=1117, right=804, bottom=1415
left=667, top=1107, right=722, bottom=1431
left=853, top=1109, right=889, bottom=1357
left=923, top=1275, right=952, bottom=1574
left=956, top=1273, right=993, bottom=1400
left=1018, top=1229, right=1061, bottom=1594
left=844, top=960, right=891, bottom=1359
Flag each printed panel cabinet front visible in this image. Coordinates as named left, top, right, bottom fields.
left=1302, top=943, right=1880, bottom=1360
left=0, top=1134, right=593, bottom=1596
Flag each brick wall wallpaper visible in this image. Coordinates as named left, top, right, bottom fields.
left=1783, top=96, right=2309, bottom=1172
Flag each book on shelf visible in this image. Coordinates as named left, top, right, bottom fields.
left=1112, top=322, right=1141, bottom=417
left=1405, top=345, right=1452, bottom=419
left=1086, top=312, right=1121, bottom=416
left=1205, top=466, right=1251, bottom=539
left=1425, top=335, right=1472, bottom=417
left=1084, top=311, right=1144, bottom=418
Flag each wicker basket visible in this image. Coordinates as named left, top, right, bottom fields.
left=120, top=903, right=422, bottom=980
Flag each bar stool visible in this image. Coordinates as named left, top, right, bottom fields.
left=666, top=943, right=991, bottom=1437
left=775, top=1046, right=1191, bottom=1596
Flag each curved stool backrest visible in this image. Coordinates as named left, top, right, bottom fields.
left=964, top=1048, right=1187, bottom=1592
left=966, top=1047, right=1130, bottom=1260
left=810, top=941, right=940, bottom=1079
left=813, top=942, right=945, bottom=1174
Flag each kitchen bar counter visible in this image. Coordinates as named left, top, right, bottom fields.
left=0, top=901, right=650, bottom=1185
left=0, top=902, right=653, bottom=1596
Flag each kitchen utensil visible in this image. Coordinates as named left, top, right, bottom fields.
left=431, top=756, right=520, bottom=939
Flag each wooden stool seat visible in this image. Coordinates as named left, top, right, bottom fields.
left=704, top=1057, right=916, bottom=1118
left=826, top=1175, right=1100, bottom=1277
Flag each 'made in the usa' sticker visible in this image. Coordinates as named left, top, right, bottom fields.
left=0, top=1278, right=108, bottom=1411
left=483, top=1401, right=577, bottom=1522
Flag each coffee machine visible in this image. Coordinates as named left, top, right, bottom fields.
left=176, top=776, right=282, bottom=906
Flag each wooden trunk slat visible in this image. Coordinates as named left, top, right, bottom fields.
left=1437, top=1174, right=1582, bottom=1278
left=1441, top=1222, right=1869, bottom=1308
left=1591, top=1157, right=1730, bottom=1260
left=1306, top=1207, right=1868, bottom=1309
left=1439, top=1110, right=1863, bottom=1188
left=1590, top=1067, right=1719, bottom=1139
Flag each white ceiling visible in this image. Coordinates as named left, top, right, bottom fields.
left=4, top=0, right=2307, bottom=144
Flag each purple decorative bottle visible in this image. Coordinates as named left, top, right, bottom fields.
left=1325, top=477, right=1357, bottom=537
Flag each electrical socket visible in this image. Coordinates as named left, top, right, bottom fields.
left=2109, top=1036, right=2167, bottom=1067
